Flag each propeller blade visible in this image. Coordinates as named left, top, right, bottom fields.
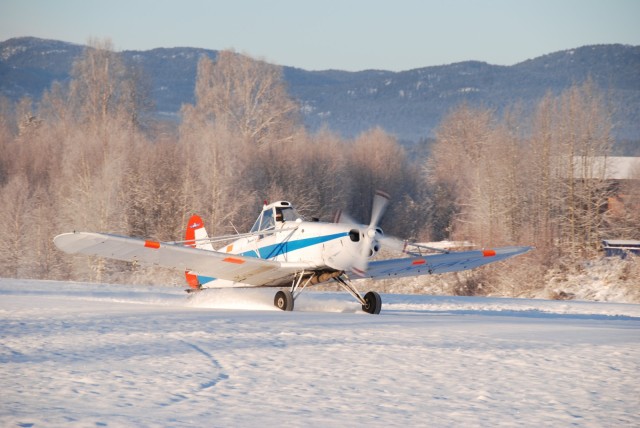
left=378, top=235, right=409, bottom=254
left=333, top=209, right=359, bottom=225
left=369, top=190, right=390, bottom=228
left=353, top=190, right=391, bottom=275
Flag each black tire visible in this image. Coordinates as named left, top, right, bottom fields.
left=274, top=290, right=294, bottom=311
left=362, top=291, right=382, bottom=314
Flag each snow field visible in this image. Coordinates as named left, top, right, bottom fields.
left=1, top=279, right=639, bottom=427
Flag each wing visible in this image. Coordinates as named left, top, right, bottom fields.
left=54, top=232, right=301, bottom=287
left=359, top=246, right=532, bottom=279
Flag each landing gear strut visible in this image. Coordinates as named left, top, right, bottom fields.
left=272, top=272, right=382, bottom=314
left=335, top=275, right=382, bottom=315
left=273, top=271, right=314, bottom=311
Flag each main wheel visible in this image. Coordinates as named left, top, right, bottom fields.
left=274, top=290, right=294, bottom=311
left=362, top=291, right=381, bottom=314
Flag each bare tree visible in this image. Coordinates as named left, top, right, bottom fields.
left=68, top=38, right=146, bottom=133
left=179, top=50, right=302, bottom=234
left=44, top=39, right=150, bottom=282
left=189, top=51, right=299, bottom=147
left=525, top=92, right=562, bottom=257
left=0, top=174, right=31, bottom=277
left=347, top=128, right=408, bottom=229
left=429, top=104, right=498, bottom=245
left=554, top=80, right=614, bottom=258
left=247, top=128, right=347, bottom=220
left=0, top=100, right=12, bottom=186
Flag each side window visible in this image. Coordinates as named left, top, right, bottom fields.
left=280, top=207, right=298, bottom=222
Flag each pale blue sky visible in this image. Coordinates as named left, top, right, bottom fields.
left=2, top=0, right=639, bottom=71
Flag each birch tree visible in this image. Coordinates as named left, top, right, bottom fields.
left=190, top=51, right=298, bottom=147
left=0, top=174, right=31, bottom=277
left=429, top=104, right=498, bottom=244
left=49, top=39, right=148, bottom=281
left=180, top=50, right=302, bottom=233
left=554, top=80, right=614, bottom=258
left=526, top=92, right=561, bottom=256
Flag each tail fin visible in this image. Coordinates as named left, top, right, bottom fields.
left=184, top=214, right=213, bottom=290
left=185, top=214, right=214, bottom=250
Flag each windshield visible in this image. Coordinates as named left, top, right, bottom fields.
left=251, top=205, right=303, bottom=233
left=250, top=209, right=275, bottom=233
left=261, top=209, right=275, bottom=230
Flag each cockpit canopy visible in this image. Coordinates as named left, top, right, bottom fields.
left=250, top=201, right=302, bottom=233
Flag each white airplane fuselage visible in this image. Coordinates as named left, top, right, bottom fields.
left=194, top=202, right=370, bottom=288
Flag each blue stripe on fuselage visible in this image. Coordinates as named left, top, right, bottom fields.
left=243, top=232, right=348, bottom=259
left=196, top=232, right=348, bottom=285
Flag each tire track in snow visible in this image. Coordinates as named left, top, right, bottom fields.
left=154, top=337, right=229, bottom=408
left=179, top=339, right=230, bottom=391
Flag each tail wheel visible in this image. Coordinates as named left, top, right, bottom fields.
left=362, top=291, right=382, bottom=314
left=274, top=290, right=294, bottom=311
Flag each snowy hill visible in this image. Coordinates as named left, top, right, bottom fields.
left=1, top=279, right=638, bottom=426
left=2, top=38, right=639, bottom=143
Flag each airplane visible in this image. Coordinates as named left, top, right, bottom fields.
left=53, top=191, right=532, bottom=314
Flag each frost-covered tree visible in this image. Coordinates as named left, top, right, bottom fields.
left=186, top=51, right=298, bottom=147
left=553, top=79, right=614, bottom=259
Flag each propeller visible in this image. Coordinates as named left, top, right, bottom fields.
left=333, top=209, right=358, bottom=226
left=333, top=190, right=412, bottom=275
left=352, top=190, right=390, bottom=276
left=377, top=234, right=410, bottom=254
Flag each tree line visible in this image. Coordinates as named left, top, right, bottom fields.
left=0, top=40, right=637, bottom=295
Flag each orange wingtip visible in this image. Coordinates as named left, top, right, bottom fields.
left=223, top=257, right=245, bottom=264
left=483, top=249, right=496, bottom=257
left=144, top=240, right=161, bottom=249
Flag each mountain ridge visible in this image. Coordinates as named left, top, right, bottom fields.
left=1, top=37, right=639, bottom=141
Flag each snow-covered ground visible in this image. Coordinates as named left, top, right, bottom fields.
left=1, top=278, right=639, bottom=427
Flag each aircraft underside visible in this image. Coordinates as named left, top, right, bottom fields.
left=197, top=269, right=382, bottom=314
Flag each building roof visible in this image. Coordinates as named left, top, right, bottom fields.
left=602, top=239, right=640, bottom=247
left=607, top=157, right=640, bottom=180
left=570, top=156, right=640, bottom=180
